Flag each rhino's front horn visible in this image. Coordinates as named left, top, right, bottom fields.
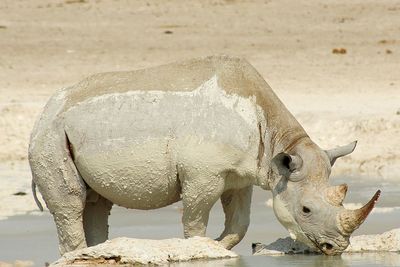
left=325, top=141, right=357, bottom=166
left=325, top=184, right=348, bottom=206
left=338, top=190, right=381, bottom=235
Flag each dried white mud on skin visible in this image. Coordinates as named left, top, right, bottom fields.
left=50, top=237, right=238, bottom=266
left=252, top=228, right=400, bottom=255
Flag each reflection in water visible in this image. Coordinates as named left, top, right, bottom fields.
left=248, top=255, right=348, bottom=267
left=171, top=253, right=400, bottom=267
left=171, top=255, right=348, bottom=267
left=342, top=253, right=400, bottom=267
left=170, top=258, right=241, bottom=267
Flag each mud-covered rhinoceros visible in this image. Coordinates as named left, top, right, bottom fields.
left=29, top=56, right=380, bottom=256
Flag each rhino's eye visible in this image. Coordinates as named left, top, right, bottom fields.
left=302, top=206, right=311, bottom=213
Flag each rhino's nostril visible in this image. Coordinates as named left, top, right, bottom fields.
left=302, top=206, right=311, bottom=213
left=321, top=242, right=333, bottom=251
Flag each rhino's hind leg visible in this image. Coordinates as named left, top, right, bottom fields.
left=83, top=189, right=113, bottom=246
left=217, top=185, right=252, bottom=249
left=29, top=130, right=87, bottom=255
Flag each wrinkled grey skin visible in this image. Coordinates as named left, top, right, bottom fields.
left=29, top=56, right=377, bottom=256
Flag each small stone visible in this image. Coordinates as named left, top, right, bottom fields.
left=65, top=0, right=86, bottom=4
left=332, top=48, right=347, bottom=54
left=13, top=192, right=27, bottom=196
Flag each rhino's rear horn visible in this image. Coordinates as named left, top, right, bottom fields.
left=325, top=184, right=348, bottom=206
left=325, top=141, right=357, bottom=166
left=338, top=190, right=381, bottom=235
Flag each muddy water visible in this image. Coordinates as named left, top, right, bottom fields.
left=0, top=179, right=399, bottom=266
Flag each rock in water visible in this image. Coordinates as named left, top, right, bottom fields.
left=51, top=237, right=238, bottom=266
left=252, top=237, right=318, bottom=255
left=253, top=228, right=400, bottom=255
left=347, top=228, right=400, bottom=252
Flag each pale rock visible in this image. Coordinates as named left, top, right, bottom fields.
left=252, top=237, right=318, bottom=255
left=347, top=228, right=400, bottom=252
left=253, top=228, right=400, bottom=255
left=50, top=236, right=238, bottom=266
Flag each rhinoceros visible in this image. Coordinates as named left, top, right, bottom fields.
left=29, top=55, right=380, bottom=255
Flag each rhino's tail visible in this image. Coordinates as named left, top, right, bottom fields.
left=31, top=180, right=44, bottom=212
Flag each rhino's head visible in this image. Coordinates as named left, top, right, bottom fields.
left=269, top=140, right=380, bottom=255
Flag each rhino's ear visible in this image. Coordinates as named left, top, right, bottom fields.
left=272, top=152, right=303, bottom=181
left=325, top=141, right=357, bottom=166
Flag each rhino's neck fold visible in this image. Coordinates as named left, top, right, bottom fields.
left=277, top=131, right=309, bottom=154
left=270, top=127, right=309, bottom=156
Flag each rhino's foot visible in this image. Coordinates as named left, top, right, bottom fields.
left=216, top=235, right=241, bottom=250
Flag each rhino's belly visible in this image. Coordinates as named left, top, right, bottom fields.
left=74, top=139, right=181, bottom=209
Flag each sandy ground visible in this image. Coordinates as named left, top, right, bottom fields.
left=1, top=0, right=399, bottom=173
left=0, top=0, right=399, bottom=264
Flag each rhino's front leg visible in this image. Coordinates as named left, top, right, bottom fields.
left=217, top=185, right=252, bottom=249
left=181, top=169, right=225, bottom=238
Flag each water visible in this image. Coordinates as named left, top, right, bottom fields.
left=172, top=254, right=400, bottom=267
left=0, top=181, right=399, bottom=266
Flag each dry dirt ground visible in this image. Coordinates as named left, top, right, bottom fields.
left=0, top=0, right=399, bottom=218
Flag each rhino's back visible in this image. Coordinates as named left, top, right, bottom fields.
left=58, top=55, right=304, bottom=150
left=62, top=55, right=268, bottom=112
left=61, top=56, right=268, bottom=171
left=64, top=73, right=262, bottom=150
